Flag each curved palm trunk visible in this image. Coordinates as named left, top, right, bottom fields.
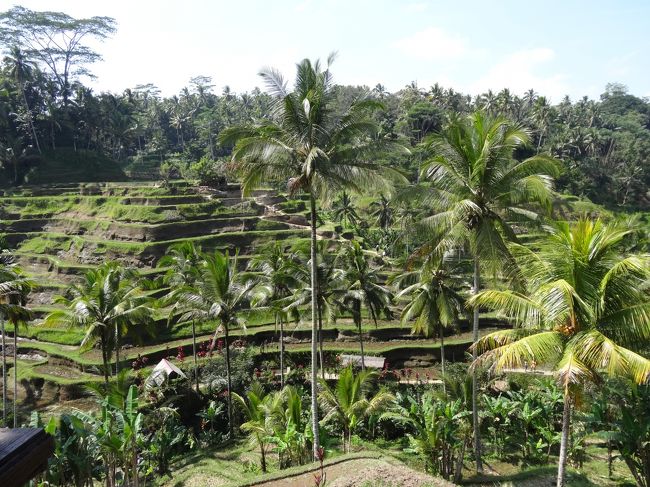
left=472, top=257, right=483, bottom=472
left=1, top=318, right=6, bottom=427
left=224, top=323, right=233, bottom=439
left=13, top=329, right=18, bottom=427
left=309, top=195, right=321, bottom=457
left=279, top=315, right=285, bottom=389
left=557, top=394, right=572, bottom=487
left=192, top=321, right=199, bottom=393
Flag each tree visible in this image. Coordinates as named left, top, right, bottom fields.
left=419, top=111, right=561, bottom=471
left=248, top=242, right=300, bottom=388
left=0, top=6, right=116, bottom=104
left=44, top=262, right=153, bottom=386
left=220, top=55, right=404, bottom=456
left=337, top=241, right=392, bottom=370
left=233, top=382, right=272, bottom=472
left=0, top=255, right=32, bottom=427
left=369, top=194, right=393, bottom=230
left=395, top=256, right=464, bottom=390
left=159, top=242, right=203, bottom=392
left=331, top=191, right=360, bottom=228
left=471, top=219, right=650, bottom=487
left=3, top=46, right=41, bottom=154
left=318, top=367, right=394, bottom=453
left=173, top=250, right=253, bottom=438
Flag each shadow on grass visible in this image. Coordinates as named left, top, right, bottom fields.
left=461, top=465, right=603, bottom=486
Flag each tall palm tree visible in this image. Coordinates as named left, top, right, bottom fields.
left=159, top=242, right=203, bottom=392
left=337, top=241, right=392, bottom=370
left=470, top=219, right=650, bottom=487
left=4, top=46, right=41, bottom=155
left=318, top=367, right=395, bottom=453
left=220, top=55, right=404, bottom=455
left=394, top=256, right=464, bottom=391
left=369, top=194, right=393, bottom=230
left=44, top=262, right=154, bottom=386
left=0, top=255, right=32, bottom=427
left=418, top=111, right=560, bottom=470
left=173, top=250, right=253, bottom=438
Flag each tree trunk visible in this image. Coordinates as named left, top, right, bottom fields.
left=260, top=441, right=267, bottom=472
left=21, top=85, right=41, bottom=155
left=317, top=301, right=325, bottom=380
left=13, top=329, right=17, bottom=428
left=309, top=194, right=321, bottom=458
left=557, top=394, right=572, bottom=487
left=440, top=328, right=446, bottom=396
left=100, top=336, right=109, bottom=386
left=472, top=257, right=483, bottom=472
left=114, top=323, right=120, bottom=376
left=224, top=323, right=233, bottom=438
left=356, top=303, right=365, bottom=371
left=279, top=316, right=285, bottom=389
left=1, top=319, right=6, bottom=427
left=192, top=321, right=199, bottom=393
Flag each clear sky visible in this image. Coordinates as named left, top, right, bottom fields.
left=8, top=0, right=650, bottom=102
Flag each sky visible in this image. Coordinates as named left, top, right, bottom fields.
left=6, top=0, right=650, bottom=102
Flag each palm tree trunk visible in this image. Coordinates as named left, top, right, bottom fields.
left=309, top=194, right=321, bottom=458
left=192, top=321, right=199, bottom=393
left=114, top=323, right=120, bottom=376
left=100, top=335, right=109, bottom=386
left=472, top=257, right=483, bottom=473
left=1, top=318, right=6, bottom=427
left=318, top=301, right=325, bottom=380
left=557, top=394, right=572, bottom=487
left=224, top=323, right=233, bottom=439
left=13, top=329, right=17, bottom=427
left=279, top=315, right=285, bottom=389
left=440, top=328, right=446, bottom=396
left=356, top=304, right=365, bottom=371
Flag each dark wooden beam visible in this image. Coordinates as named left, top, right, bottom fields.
left=0, top=428, right=54, bottom=487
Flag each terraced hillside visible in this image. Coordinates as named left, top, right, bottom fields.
left=0, top=179, right=502, bottom=411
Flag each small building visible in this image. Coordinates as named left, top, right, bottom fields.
left=340, top=354, right=386, bottom=369
left=145, top=358, right=187, bottom=387
left=0, top=428, right=54, bottom=487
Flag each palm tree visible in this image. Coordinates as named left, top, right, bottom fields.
left=44, top=262, right=154, bottom=386
left=394, top=256, right=464, bottom=391
left=233, top=382, right=271, bottom=472
left=3, top=46, right=41, bottom=155
left=220, top=55, right=404, bottom=456
left=418, top=110, right=560, bottom=470
left=159, top=242, right=203, bottom=392
left=318, top=367, right=395, bottom=452
left=337, top=241, right=392, bottom=370
left=173, top=250, right=253, bottom=438
left=249, top=243, right=300, bottom=388
left=369, top=194, right=393, bottom=230
left=470, top=219, right=650, bottom=487
left=0, top=256, right=32, bottom=427
left=332, top=192, right=360, bottom=228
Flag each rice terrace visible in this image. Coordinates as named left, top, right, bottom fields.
left=0, top=2, right=649, bottom=487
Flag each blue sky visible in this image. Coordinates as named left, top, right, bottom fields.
left=10, top=0, right=650, bottom=102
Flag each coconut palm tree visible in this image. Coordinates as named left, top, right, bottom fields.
left=394, top=256, right=464, bottom=391
left=220, top=55, right=405, bottom=455
left=318, top=366, right=395, bottom=453
left=248, top=242, right=301, bottom=388
left=173, top=250, right=253, bottom=438
left=3, top=46, right=41, bottom=155
left=44, top=262, right=154, bottom=386
left=332, top=192, right=360, bottom=228
left=0, top=255, right=32, bottom=427
left=418, top=110, right=561, bottom=470
left=337, top=241, right=392, bottom=370
left=470, top=219, right=650, bottom=487
left=369, top=194, right=393, bottom=230
left=159, top=242, right=203, bottom=392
